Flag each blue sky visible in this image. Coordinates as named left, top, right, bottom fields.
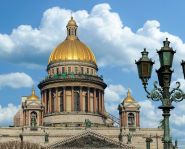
left=1, top=0, right=185, bottom=148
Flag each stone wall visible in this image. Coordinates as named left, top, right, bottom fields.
left=0, top=126, right=163, bottom=149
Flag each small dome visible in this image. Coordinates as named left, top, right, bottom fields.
left=27, top=87, right=39, bottom=100
left=48, top=17, right=96, bottom=65
left=123, top=89, right=135, bottom=103
left=67, top=16, right=77, bottom=26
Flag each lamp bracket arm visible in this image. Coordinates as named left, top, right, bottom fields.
left=170, top=81, right=181, bottom=95
left=144, top=86, right=151, bottom=96
left=170, top=82, right=185, bottom=102
left=144, top=81, right=162, bottom=101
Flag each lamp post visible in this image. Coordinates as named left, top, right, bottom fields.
left=135, top=38, right=185, bottom=149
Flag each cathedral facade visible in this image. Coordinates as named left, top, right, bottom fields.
left=0, top=17, right=165, bottom=149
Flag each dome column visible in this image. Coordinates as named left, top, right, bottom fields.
left=63, top=87, right=66, bottom=112
left=44, top=90, right=47, bottom=114
left=98, top=90, right=101, bottom=113
left=71, top=87, right=74, bottom=111
left=41, top=91, right=43, bottom=104
left=51, top=89, right=54, bottom=113
left=88, top=88, right=90, bottom=112
left=46, top=90, right=49, bottom=114
left=55, top=88, right=59, bottom=112
left=102, top=91, right=104, bottom=113
left=93, top=89, right=97, bottom=113
left=80, top=87, right=83, bottom=111
left=49, top=89, right=52, bottom=113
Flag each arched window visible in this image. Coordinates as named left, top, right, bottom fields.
left=60, top=91, right=64, bottom=112
left=85, top=92, right=88, bottom=112
left=30, top=111, right=37, bottom=127
left=128, top=113, right=135, bottom=126
left=74, top=92, right=80, bottom=111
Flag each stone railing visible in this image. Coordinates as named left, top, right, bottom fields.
left=39, top=73, right=105, bottom=84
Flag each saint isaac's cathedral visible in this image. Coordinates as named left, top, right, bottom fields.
left=0, top=17, right=166, bottom=149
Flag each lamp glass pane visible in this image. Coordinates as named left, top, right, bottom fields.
left=163, top=52, right=171, bottom=66
left=142, top=62, right=149, bottom=77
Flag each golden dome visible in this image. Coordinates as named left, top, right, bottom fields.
left=28, top=87, right=39, bottom=100
left=123, top=89, right=135, bottom=103
left=48, top=17, right=96, bottom=65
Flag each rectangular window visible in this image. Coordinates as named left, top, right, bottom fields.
left=75, top=67, right=78, bottom=74
left=81, top=67, right=84, bottom=74
left=56, top=68, right=59, bottom=74
left=68, top=67, right=71, bottom=74
left=62, top=67, right=65, bottom=73
left=91, top=69, right=93, bottom=75
left=87, top=68, right=89, bottom=74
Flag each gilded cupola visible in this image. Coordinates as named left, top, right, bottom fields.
left=27, top=87, right=39, bottom=100
left=123, top=89, right=135, bottom=103
left=48, top=17, right=96, bottom=65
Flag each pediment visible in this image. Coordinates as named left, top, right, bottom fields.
left=49, top=130, right=135, bottom=149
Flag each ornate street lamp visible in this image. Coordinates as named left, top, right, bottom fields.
left=135, top=48, right=154, bottom=88
left=136, top=38, right=185, bottom=149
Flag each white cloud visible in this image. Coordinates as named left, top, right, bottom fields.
left=0, top=104, right=19, bottom=126
left=104, top=84, right=127, bottom=115
left=0, top=3, right=185, bottom=70
left=0, top=72, right=34, bottom=89
left=139, top=100, right=162, bottom=128
left=105, top=84, right=127, bottom=102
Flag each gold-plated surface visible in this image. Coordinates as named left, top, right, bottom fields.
left=28, top=87, right=39, bottom=100
left=67, top=16, right=77, bottom=26
left=49, top=39, right=96, bottom=64
left=48, top=17, right=96, bottom=64
left=124, top=89, right=135, bottom=103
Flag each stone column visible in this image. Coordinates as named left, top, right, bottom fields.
left=93, top=89, right=96, bottom=113
left=63, top=87, right=66, bottom=112
left=71, top=87, right=74, bottom=111
left=138, top=111, right=140, bottom=127
left=25, top=110, right=27, bottom=126
left=55, top=88, right=59, bottom=112
left=44, top=90, right=47, bottom=114
left=23, top=110, right=26, bottom=126
left=39, top=111, right=42, bottom=126
left=88, top=88, right=90, bottom=112
left=80, top=87, right=83, bottom=111
left=41, top=110, right=43, bottom=126
left=27, top=111, right=29, bottom=126
left=41, top=91, right=43, bottom=104
left=58, top=88, right=61, bottom=112
left=49, top=89, right=52, bottom=113
left=98, top=90, right=101, bottom=113
left=102, top=91, right=104, bottom=113
left=120, top=112, right=123, bottom=127
left=125, top=112, right=127, bottom=127
left=123, top=112, right=126, bottom=127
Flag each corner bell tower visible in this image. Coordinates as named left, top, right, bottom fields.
left=118, top=89, right=140, bottom=130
